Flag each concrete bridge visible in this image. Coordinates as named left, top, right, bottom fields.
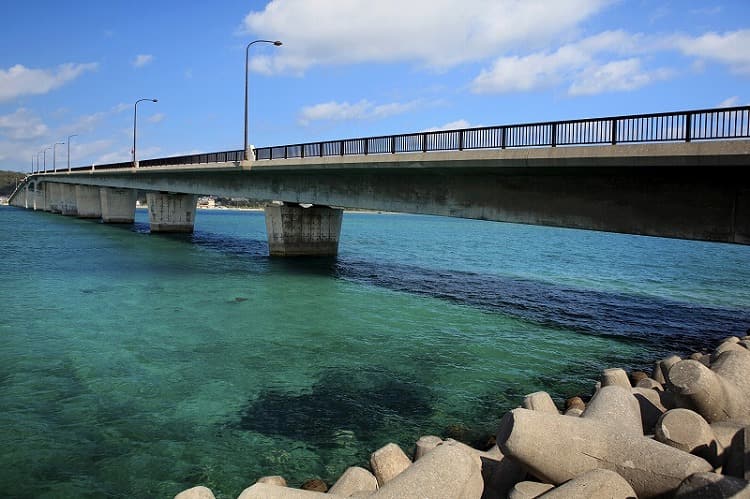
left=8, top=106, right=750, bottom=255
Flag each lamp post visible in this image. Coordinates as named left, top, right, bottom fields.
left=133, top=98, right=158, bottom=167
left=53, top=141, right=65, bottom=172
left=244, top=39, right=282, bottom=160
left=31, top=155, right=35, bottom=174
left=67, top=134, right=78, bottom=172
left=37, top=151, right=43, bottom=174
left=43, top=146, right=52, bottom=172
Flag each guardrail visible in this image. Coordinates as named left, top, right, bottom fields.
left=140, top=149, right=244, bottom=167
left=254, top=105, right=750, bottom=160
left=63, top=149, right=244, bottom=173
left=27, top=106, right=750, bottom=173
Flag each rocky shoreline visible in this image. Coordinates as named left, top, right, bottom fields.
left=175, top=334, right=750, bottom=498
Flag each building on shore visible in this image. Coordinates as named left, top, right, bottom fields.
left=197, top=196, right=216, bottom=209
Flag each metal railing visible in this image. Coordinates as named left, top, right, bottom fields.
left=27, top=106, right=750, bottom=173
left=63, top=149, right=244, bottom=173
left=139, top=149, right=244, bottom=167
left=254, top=105, right=750, bottom=160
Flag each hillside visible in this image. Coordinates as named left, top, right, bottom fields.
left=0, top=171, right=25, bottom=196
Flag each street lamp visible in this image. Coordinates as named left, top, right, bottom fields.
left=67, top=134, right=78, bottom=172
left=53, top=141, right=65, bottom=172
left=37, top=151, right=43, bottom=174
left=133, top=98, right=158, bottom=167
left=31, top=155, right=35, bottom=174
left=244, top=39, right=282, bottom=160
left=43, top=146, right=52, bottom=172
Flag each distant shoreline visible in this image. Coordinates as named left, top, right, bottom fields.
left=191, top=206, right=398, bottom=215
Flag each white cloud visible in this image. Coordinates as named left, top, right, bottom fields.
left=61, top=112, right=107, bottom=135
left=242, top=0, right=610, bottom=73
left=0, top=100, right=164, bottom=170
left=674, top=30, right=750, bottom=75
left=61, top=139, right=117, bottom=167
left=132, top=54, right=154, bottom=68
left=58, top=104, right=138, bottom=137
left=424, top=119, right=474, bottom=132
left=471, top=31, right=671, bottom=96
left=0, top=108, right=48, bottom=140
left=718, top=96, right=740, bottom=108
left=0, top=107, right=48, bottom=141
left=96, top=145, right=160, bottom=165
left=94, top=150, right=130, bottom=164
left=689, top=6, right=722, bottom=16
left=0, top=62, right=98, bottom=102
left=299, top=99, right=419, bottom=125
left=472, top=47, right=586, bottom=94
left=112, top=102, right=131, bottom=113
left=569, top=58, right=671, bottom=96
left=147, top=113, right=166, bottom=124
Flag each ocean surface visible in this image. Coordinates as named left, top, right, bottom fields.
left=1, top=205, right=749, bottom=498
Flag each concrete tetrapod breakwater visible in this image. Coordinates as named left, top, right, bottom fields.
left=174, top=334, right=750, bottom=499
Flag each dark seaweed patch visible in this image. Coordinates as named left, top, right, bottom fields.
left=236, top=367, right=433, bottom=447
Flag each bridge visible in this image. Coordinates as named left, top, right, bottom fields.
left=7, top=106, right=750, bottom=255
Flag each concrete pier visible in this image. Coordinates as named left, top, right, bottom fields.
left=146, top=192, right=198, bottom=233
left=47, top=183, right=63, bottom=213
left=20, top=184, right=29, bottom=209
left=33, top=183, right=46, bottom=211
left=59, top=184, right=78, bottom=216
left=75, top=185, right=102, bottom=219
left=264, top=204, right=343, bottom=257
left=100, top=187, right=136, bottom=223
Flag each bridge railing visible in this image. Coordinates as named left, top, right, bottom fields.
left=63, top=149, right=245, bottom=173
left=28, top=106, right=750, bottom=173
left=254, top=105, right=750, bottom=160
left=139, top=149, right=244, bottom=167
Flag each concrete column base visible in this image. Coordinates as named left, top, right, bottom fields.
left=33, top=184, right=46, bottom=211
left=75, top=185, right=102, bottom=219
left=146, top=192, right=198, bottom=233
left=100, top=187, right=137, bottom=223
left=264, top=203, right=343, bottom=257
left=60, top=184, right=78, bottom=216
left=31, top=183, right=39, bottom=211
left=47, top=183, right=63, bottom=213
left=38, top=183, right=50, bottom=211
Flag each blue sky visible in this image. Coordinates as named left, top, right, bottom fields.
left=1, top=0, right=748, bottom=172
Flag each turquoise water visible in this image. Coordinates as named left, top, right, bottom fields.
left=1, top=205, right=749, bottom=498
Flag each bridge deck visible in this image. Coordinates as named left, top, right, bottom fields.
left=10, top=106, right=750, bottom=246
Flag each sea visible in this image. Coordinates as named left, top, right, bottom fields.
left=1, top=205, right=749, bottom=498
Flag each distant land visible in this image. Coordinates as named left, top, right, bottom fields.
left=0, top=171, right=25, bottom=197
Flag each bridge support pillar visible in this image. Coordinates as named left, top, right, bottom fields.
left=47, top=183, right=63, bottom=213
left=146, top=192, right=198, bottom=233
left=75, top=185, right=102, bottom=219
left=33, top=183, right=46, bottom=211
left=21, top=184, right=30, bottom=209
left=60, top=184, right=78, bottom=216
left=100, top=187, right=137, bottom=223
left=264, top=203, right=343, bottom=257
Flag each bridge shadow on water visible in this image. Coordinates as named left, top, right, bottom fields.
left=230, top=251, right=750, bottom=461
left=66, top=216, right=750, bottom=356
left=138, top=224, right=750, bottom=357
left=71, top=216, right=750, bottom=474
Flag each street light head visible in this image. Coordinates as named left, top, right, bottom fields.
left=152, top=99, right=158, bottom=102
left=273, top=40, right=282, bottom=46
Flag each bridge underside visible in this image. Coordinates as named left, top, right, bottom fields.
left=9, top=141, right=750, bottom=247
